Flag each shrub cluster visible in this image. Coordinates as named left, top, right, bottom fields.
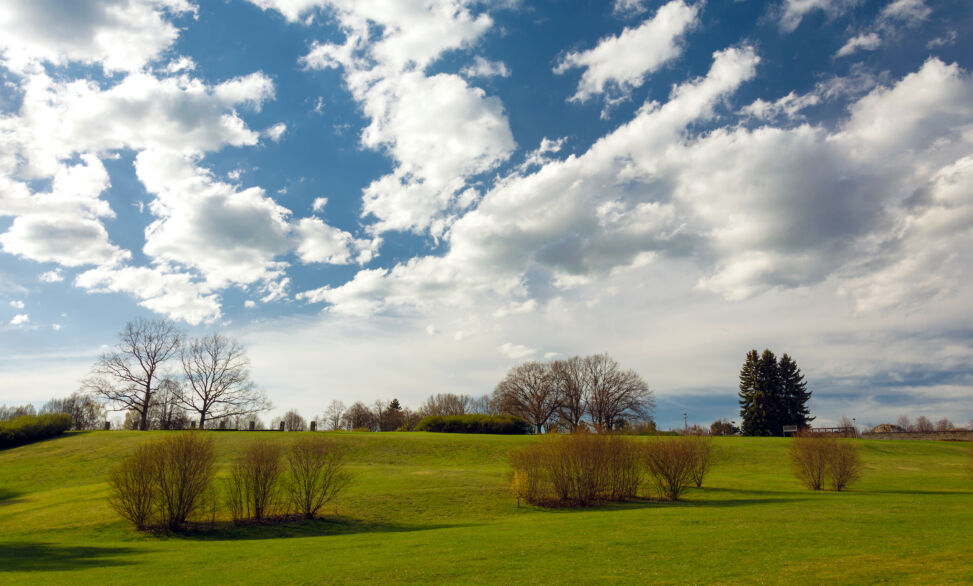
left=109, top=433, right=217, bottom=531
left=0, top=414, right=73, bottom=449
left=415, top=414, right=529, bottom=434
left=790, top=434, right=863, bottom=491
left=510, top=434, right=715, bottom=506
left=644, top=436, right=715, bottom=501
left=110, top=433, right=350, bottom=531
left=226, top=436, right=349, bottom=524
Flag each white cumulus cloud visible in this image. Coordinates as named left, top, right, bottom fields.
left=554, top=0, right=700, bottom=103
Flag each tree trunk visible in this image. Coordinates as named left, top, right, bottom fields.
left=199, top=412, right=206, bottom=430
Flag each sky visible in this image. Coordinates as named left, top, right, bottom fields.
left=1, top=0, right=972, bottom=429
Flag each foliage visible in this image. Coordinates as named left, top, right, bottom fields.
left=710, top=418, right=738, bottom=436
left=225, top=441, right=285, bottom=523
left=286, top=437, right=350, bottom=519
left=739, top=348, right=813, bottom=436
left=415, top=414, right=529, bottom=434
left=0, top=414, right=73, bottom=449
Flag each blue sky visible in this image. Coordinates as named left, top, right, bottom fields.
left=1, top=0, right=972, bottom=429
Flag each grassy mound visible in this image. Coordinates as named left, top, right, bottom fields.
left=1, top=431, right=971, bottom=583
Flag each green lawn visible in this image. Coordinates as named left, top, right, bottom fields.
left=1, top=431, right=971, bottom=584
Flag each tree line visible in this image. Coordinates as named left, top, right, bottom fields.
left=238, top=354, right=654, bottom=435
left=79, top=318, right=269, bottom=430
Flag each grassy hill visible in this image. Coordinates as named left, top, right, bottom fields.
left=1, top=431, right=971, bottom=584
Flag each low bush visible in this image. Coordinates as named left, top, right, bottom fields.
left=286, top=436, right=350, bottom=519
left=108, top=443, right=157, bottom=530
left=510, top=433, right=641, bottom=506
left=155, top=433, right=218, bottom=531
left=828, top=441, right=863, bottom=491
left=226, top=441, right=285, bottom=523
left=0, top=413, right=73, bottom=449
left=415, top=414, right=529, bottom=434
left=108, top=432, right=217, bottom=532
left=790, top=434, right=863, bottom=491
left=643, top=438, right=697, bottom=501
left=686, top=435, right=716, bottom=488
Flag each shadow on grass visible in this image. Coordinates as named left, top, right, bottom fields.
left=529, top=489, right=810, bottom=513
left=0, top=542, right=137, bottom=572
left=0, top=430, right=92, bottom=452
left=0, top=489, right=23, bottom=506
left=859, top=489, right=973, bottom=496
left=173, top=516, right=468, bottom=541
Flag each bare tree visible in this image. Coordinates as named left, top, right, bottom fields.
left=468, top=394, right=501, bottom=415
left=41, top=391, right=106, bottom=430
left=323, top=400, right=346, bottom=431
left=551, top=356, right=588, bottom=431
left=935, top=418, right=954, bottom=432
left=421, top=393, right=471, bottom=416
left=495, top=361, right=560, bottom=434
left=178, top=334, right=270, bottom=429
left=896, top=415, right=913, bottom=432
left=83, top=318, right=182, bottom=431
left=149, top=377, right=189, bottom=430
left=0, top=404, right=36, bottom=420
left=584, top=354, right=653, bottom=431
left=915, top=415, right=934, bottom=432
left=275, top=409, right=306, bottom=431
left=341, top=402, right=375, bottom=431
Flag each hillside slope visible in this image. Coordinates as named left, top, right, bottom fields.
left=1, top=431, right=971, bottom=584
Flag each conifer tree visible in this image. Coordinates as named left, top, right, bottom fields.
left=739, top=349, right=814, bottom=435
left=758, top=349, right=783, bottom=436
left=738, top=350, right=765, bottom=436
left=779, top=354, right=813, bottom=428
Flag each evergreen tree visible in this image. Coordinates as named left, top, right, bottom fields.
left=739, top=349, right=815, bottom=436
left=779, top=354, right=814, bottom=428
left=738, top=350, right=765, bottom=436
left=757, top=349, right=784, bottom=436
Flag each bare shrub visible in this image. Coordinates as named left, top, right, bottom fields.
left=829, top=441, right=863, bottom=491
left=686, top=435, right=715, bottom=488
left=604, top=434, right=642, bottom=500
left=108, top=443, right=157, bottom=530
left=155, top=433, right=217, bottom=531
left=509, top=433, right=641, bottom=506
left=510, top=448, right=546, bottom=506
left=790, top=434, right=830, bottom=490
left=286, top=437, right=350, bottom=519
left=791, top=434, right=864, bottom=491
left=545, top=433, right=608, bottom=504
left=226, top=441, right=285, bottom=523
left=643, top=438, right=696, bottom=501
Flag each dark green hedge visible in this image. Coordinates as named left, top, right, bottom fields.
left=414, top=414, right=529, bottom=434
left=0, top=414, right=73, bottom=449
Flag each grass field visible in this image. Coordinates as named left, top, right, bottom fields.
left=1, top=431, right=971, bottom=584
